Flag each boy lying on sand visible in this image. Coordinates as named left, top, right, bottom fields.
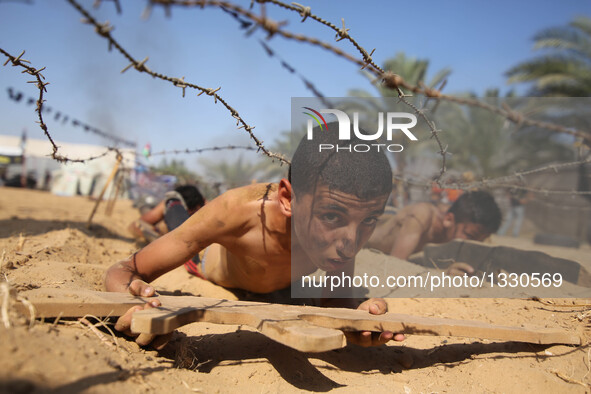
left=128, top=185, right=205, bottom=243
left=106, top=125, right=404, bottom=349
left=366, top=191, right=502, bottom=274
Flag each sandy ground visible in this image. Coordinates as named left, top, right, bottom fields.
left=1, top=187, right=590, bottom=393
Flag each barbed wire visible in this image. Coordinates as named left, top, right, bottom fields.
left=216, top=3, right=333, bottom=107
left=0, top=47, right=121, bottom=163
left=397, top=94, right=448, bottom=179
left=66, top=0, right=289, bottom=166
left=0, top=50, right=271, bottom=165
left=1, top=48, right=55, bottom=155
left=6, top=0, right=590, bottom=198
left=256, top=0, right=591, bottom=147
left=144, top=0, right=449, bottom=178
left=253, top=0, right=383, bottom=73
left=528, top=197, right=591, bottom=212
left=92, top=0, right=121, bottom=14
left=5, top=87, right=137, bottom=148
left=147, top=145, right=257, bottom=156
left=146, top=1, right=371, bottom=68
left=150, top=0, right=591, bottom=149
left=257, top=40, right=333, bottom=108
left=393, top=156, right=591, bottom=197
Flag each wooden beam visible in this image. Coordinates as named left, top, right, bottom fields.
left=16, top=288, right=581, bottom=352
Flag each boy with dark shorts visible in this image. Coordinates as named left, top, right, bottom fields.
left=128, top=185, right=206, bottom=243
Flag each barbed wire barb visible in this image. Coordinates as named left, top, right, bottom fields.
left=67, top=0, right=289, bottom=165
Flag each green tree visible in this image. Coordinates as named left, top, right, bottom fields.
left=151, top=158, right=199, bottom=184
left=257, top=128, right=305, bottom=181
left=506, top=16, right=591, bottom=97
left=199, top=155, right=266, bottom=191
left=433, top=90, right=574, bottom=178
left=150, top=158, right=216, bottom=199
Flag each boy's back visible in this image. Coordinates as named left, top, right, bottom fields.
left=366, top=202, right=446, bottom=259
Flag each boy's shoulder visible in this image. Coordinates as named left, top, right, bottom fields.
left=219, top=182, right=279, bottom=203
left=400, top=202, right=440, bottom=217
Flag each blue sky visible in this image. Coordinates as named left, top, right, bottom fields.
left=0, top=0, right=589, bottom=169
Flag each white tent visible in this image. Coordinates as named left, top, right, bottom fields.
left=0, top=135, right=135, bottom=197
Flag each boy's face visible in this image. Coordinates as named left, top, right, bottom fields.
left=292, top=184, right=389, bottom=272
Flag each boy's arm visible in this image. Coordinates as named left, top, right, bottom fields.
left=139, top=200, right=165, bottom=225
left=106, top=191, right=238, bottom=292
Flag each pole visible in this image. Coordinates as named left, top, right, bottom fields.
left=86, top=153, right=122, bottom=228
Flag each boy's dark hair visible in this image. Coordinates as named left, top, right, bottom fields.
left=448, top=190, right=502, bottom=234
left=174, top=185, right=205, bottom=211
left=289, top=122, right=392, bottom=200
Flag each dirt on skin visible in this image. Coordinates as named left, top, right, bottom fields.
left=0, top=187, right=590, bottom=393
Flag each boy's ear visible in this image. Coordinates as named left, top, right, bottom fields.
left=443, top=212, right=456, bottom=228
left=278, top=178, right=292, bottom=217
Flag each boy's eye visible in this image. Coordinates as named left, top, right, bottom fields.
left=320, top=213, right=341, bottom=223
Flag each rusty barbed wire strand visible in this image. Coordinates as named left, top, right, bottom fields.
left=528, top=197, right=591, bottom=212
left=393, top=156, right=591, bottom=197
left=147, top=0, right=368, bottom=68
left=397, top=94, right=448, bottom=180
left=145, top=0, right=450, bottom=178
left=0, top=47, right=125, bottom=163
left=66, top=0, right=289, bottom=166
left=216, top=4, right=333, bottom=107
left=148, top=145, right=257, bottom=156
left=1, top=48, right=55, bottom=155
left=144, top=0, right=457, bottom=181
left=396, top=175, right=591, bottom=198
left=255, top=0, right=383, bottom=73
left=93, top=0, right=121, bottom=14
left=255, top=0, right=591, bottom=146
left=183, top=0, right=591, bottom=148
left=257, top=40, right=333, bottom=108
left=6, top=87, right=137, bottom=148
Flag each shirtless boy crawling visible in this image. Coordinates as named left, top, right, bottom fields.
left=105, top=125, right=405, bottom=348
left=366, top=190, right=502, bottom=270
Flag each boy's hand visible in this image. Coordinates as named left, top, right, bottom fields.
left=345, top=298, right=405, bottom=347
left=445, top=262, right=474, bottom=276
left=113, top=279, right=172, bottom=349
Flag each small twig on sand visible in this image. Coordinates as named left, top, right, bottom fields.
left=582, top=347, right=591, bottom=381
left=16, top=233, right=26, bottom=252
left=181, top=380, right=203, bottom=392
left=549, top=368, right=589, bottom=388
left=79, top=314, right=120, bottom=351
left=0, top=249, right=7, bottom=279
left=531, top=297, right=591, bottom=308
left=0, top=281, right=11, bottom=328
left=17, top=295, right=36, bottom=329
left=52, top=311, right=63, bottom=327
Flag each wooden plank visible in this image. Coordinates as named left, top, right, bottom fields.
left=17, top=288, right=582, bottom=352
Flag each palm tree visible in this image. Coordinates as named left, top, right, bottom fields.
left=150, top=158, right=216, bottom=198
left=432, top=90, right=574, bottom=178
left=200, top=155, right=267, bottom=191
left=257, top=128, right=306, bottom=181
left=506, top=16, right=591, bottom=97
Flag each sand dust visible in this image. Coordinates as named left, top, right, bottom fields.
left=0, top=187, right=590, bottom=393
